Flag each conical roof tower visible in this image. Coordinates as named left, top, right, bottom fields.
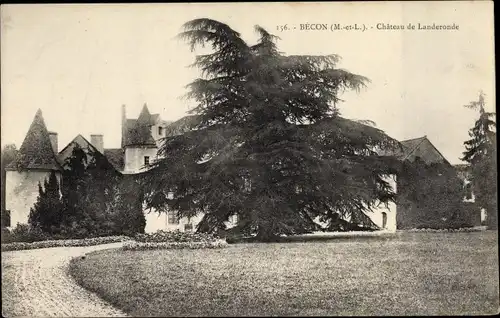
left=6, top=109, right=61, bottom=170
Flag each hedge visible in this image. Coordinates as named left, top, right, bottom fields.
left=134, top=230, right=219, bottom=243
left=123, top=239, right=228, bottom=251
left=1, top=235, right=131, bottom=252
left=402, top=226, right=487, bottom=233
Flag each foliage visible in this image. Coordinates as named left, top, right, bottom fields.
left=2, top=223, right=48, bottom=243
left=110, top=176, right=146, bottom=237
left=134, top=229, right=219, bottom=243
left=1, top=235, right=130, bottom=252
left=59, top=144, right=145, bottom=237
left=125, top=229, right=225, bottom=250
left=397, top=158, right=475, bottom=229
left=461, top=91, right=497, bottom=229
left=26, top=143, right=145, bottom=240
left=122, top=240, right=228, bottom=251
left=28, top=171, right=64, bottom=234
left=143, top=19, right=400, bottom=241
left=405, top=227, right=487, bottom=233
left=1, top=227, right=11, bottom=242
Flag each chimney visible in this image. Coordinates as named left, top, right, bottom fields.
left=122, top=104, right=126, bottom=124
left=90, top=134, right=104, bottom=153
left=48, top=132, right=58, bottom=154
left=121, top=104, right=126, bottom=148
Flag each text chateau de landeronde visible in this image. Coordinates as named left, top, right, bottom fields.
left=375, top=22, right=459, bottom=30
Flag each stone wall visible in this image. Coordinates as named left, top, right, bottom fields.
left=5, top=170, right=61, bottom=228
left=124, top=147, right=158, bottom=173
left=144, top=208, right=238, bottom=234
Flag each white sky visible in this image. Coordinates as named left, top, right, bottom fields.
left=1, top=2, right=495, bottom=164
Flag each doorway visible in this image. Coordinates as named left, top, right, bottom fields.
left=382, top=212, right=388, bottom=229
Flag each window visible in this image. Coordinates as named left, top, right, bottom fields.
left=168, top=210, right=179, bottom=224
left=158, top=127, right=163, bottom=135
left=144, top=156, right=150, bottom=166
left=184, top=223, right=193, bottom=232
left=381, top=212, right=387, bottom=229
left=465, top=183, right=473, bottom=200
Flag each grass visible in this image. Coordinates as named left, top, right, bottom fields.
left=69, top=231, right=499, bottom=316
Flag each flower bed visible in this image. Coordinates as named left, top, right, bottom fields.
left=402, top=226, right=487, bottom=233
left=126, top=230, right=228, bottom=250
left=123, top=239, right=228, bottom=251
left=134, top=230, right=220, bottom=243
left=1, top=235, right=131, bottom=252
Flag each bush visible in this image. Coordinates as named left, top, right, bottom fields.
left=405, top=227, right=486, bottom=233
left=123, top=240, right=228, bottom=251
left=134, top=230, right=219, bottom=243
left=1, top=227, right=14, bottom=244
left=7, top=224, right=49, bottom=243
left=1, top=235, right=131, bottom=252
left=127, top=230, right=227, bottom=250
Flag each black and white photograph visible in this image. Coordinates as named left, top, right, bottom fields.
left=1, top=2, right=497, bottom=316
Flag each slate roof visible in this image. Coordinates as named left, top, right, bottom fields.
left=151, top=114, right=173, bottom=127
left=58, top=135, right=120, bottom=173
left=58, top=134, right=100, bottom=166
left=397, top=136, right=450, bottom=165
left=5, top=109, right=62, bottom=171
left=163, top=115, right=200, bottom=137
left=122, top=104, right=157, bottom=147
left=103, top=148, right=125, bottom=171
left=150, top=114, right=160, bottom=123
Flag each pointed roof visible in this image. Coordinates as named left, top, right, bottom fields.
left=150, top=114, right=160, bottom=123
left=103, top=148, right=125, bottom=171
left=399, top=136, right=428, bottom=160
left=6, top=109, right=62, bottom=171
left=398, top=136, right=450, bottom=165
left=58, top=134, right=100, bottom=164
left=122, top=103, right=157, bottom=147
left=137, top=103, right=154, bottom=125
left=58, top=134, right=120, bottom=172
left=163, top=115, right=199, bottom=137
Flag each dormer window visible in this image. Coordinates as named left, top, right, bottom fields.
left=158, top=127, right=163, bottom=135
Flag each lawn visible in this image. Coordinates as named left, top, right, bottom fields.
left=69, top=231, right=499, bottom=316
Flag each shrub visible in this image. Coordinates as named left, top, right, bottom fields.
left=8, top=224, right=48, bottom=243
left=28, top=171, right=64, bottom=234
left=397, top=160, right=474, bottom=230
left=405, top=227, right=486, bottom=233
left=123, top=240, right=228, bottom=251
left=128, top=230, right=227, bottom=250
left=134, top=230, right=219, bottom=243
left=1, top=235, right=131, bottom=252
left=1, top=227, right=14, bottom=244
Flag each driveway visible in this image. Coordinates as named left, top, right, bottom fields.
left=2, top=242, right=128, bottom=317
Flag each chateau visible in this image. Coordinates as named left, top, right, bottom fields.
left=4, top=105, right=478, bottom=233
left=4, top=104, right=205, bottom=233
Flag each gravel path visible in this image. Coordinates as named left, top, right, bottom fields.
left=2, top=243, right=128, bottom=317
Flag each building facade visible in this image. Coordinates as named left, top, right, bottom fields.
left=4, top=110, right=63, bottom=228
left=4, top=105, right=401, bottom=233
